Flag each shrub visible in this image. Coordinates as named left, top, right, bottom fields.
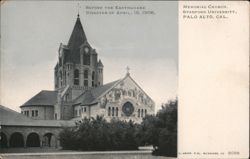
left=59, top=127, right=78, bottom=150
left=59, top=116, right=139, bottom=151
left=59, top=99, right=177, bottom=156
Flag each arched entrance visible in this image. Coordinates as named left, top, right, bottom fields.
left=10, top=132, right=24, bottom=147
left=0, top=132, right=8, bottom=148
left=42, top=133, right=56, bottom=147
left=26, top=132, right=40, bottom=147
left=42, top=133, right=52, bottom=147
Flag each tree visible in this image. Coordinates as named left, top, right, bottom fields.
left=155, top=100, right=177, bottom=156
left=139, top=99, right=177, bottom=157
left=137, top=115, right=160, bottom=148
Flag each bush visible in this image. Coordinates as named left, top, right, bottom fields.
left=59, top=99, right=177, bottom=156
left=59, top=127, right=78, bottom=150
left=59, top=116, right=139, bottom=151
left=109, top=119, right=138, bottom=150
left=153, top=127, right=177, bottom=156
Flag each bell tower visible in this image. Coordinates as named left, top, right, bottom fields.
left=54, top=14, right=104, bottom=120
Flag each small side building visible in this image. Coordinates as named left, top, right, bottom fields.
left=20, top=90, right=57, bottom=120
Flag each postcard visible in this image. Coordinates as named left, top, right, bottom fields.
left=0, top=1, right=248, bottom=159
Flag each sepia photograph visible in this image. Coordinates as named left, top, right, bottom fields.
left=1, top=1, right=249, bottom=159
left=0, top=1, right=178, bottom=158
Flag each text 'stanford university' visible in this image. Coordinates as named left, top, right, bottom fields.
left=21, top=15, right=155, bottom=122
left=0, top=15, right=155, bottom=148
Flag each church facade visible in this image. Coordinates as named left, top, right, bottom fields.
left=20, top=14, right=155, bottom=123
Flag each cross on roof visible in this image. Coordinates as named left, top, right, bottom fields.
left=77, top=3, right=81, bottom=17
left=126, top=66, right=130, bottom=76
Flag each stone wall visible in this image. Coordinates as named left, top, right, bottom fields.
left=61, top=104, right=73, bottom=120
left=90, top=104, right=103, bottom=118
left=74, top=105, right=89, bottom=118
left=97, top=76, right=155, bottom=123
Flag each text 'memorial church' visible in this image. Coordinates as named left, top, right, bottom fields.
left=20, top=14, right=155, bottom=123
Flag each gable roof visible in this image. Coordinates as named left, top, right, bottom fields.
left=74, top=80, right=121, bottom=105
left=21, top=90, right=57, bottom=107
left=74, top=75, right=155, bottom=106
left=126, top=75, right=155, bottom=103
left=0, top=105, right=74, bottom=127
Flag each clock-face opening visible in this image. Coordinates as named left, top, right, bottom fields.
left=122, top=102, right=134, bottom=116
left=84, top=47, right=89, bottom=53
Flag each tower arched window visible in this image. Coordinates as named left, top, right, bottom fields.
left=83, top=53, right=90, bottom=65
left=141, top=109, right=144, bottom=118
left=145, top=109, right=147, bottom=116
left=84, top=70, right=88, bottom=78
left=116, top=107, right=118, bottom=116
left=92, top=71, right=95, bottom=87
left=74, top=69, right=79, bottom=85
left=112, top=107, right=114, bottom=116
left=59, top=71, right=62, bottom=86
left=55, top=72, right=58, bottom=88
left=63, top=70, right=66, bottom=85
left=138, top=109, right=140, bottom=117
left=108, top=107, right=111, bottom=116
left=84, top=70, right=88, bottom=87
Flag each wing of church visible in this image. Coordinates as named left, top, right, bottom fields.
left=20, top=14, right=155, bottom=123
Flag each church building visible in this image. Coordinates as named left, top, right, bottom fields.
left=20, top=14, right=155, bottom=123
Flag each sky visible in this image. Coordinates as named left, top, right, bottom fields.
left=0, top=1, right=178, bottom=112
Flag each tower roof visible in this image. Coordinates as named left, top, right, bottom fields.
left=65, top=15, right=88, bottom=64
left=67, top=15, right=87, bottom=50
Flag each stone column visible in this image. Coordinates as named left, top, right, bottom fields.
left=6, top=134, right=10, bottom=148
left=39, top=133, right=44, bottom=148
left=7, top=139, right=10, bottom=148
left=23, top=135, right=27, bottom=148
left=50, top=135, right=56, bottom=148
left=40, top=140, right=43, bottom=148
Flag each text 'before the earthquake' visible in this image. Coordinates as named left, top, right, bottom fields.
left=85, top=6, right=155, bottom=16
